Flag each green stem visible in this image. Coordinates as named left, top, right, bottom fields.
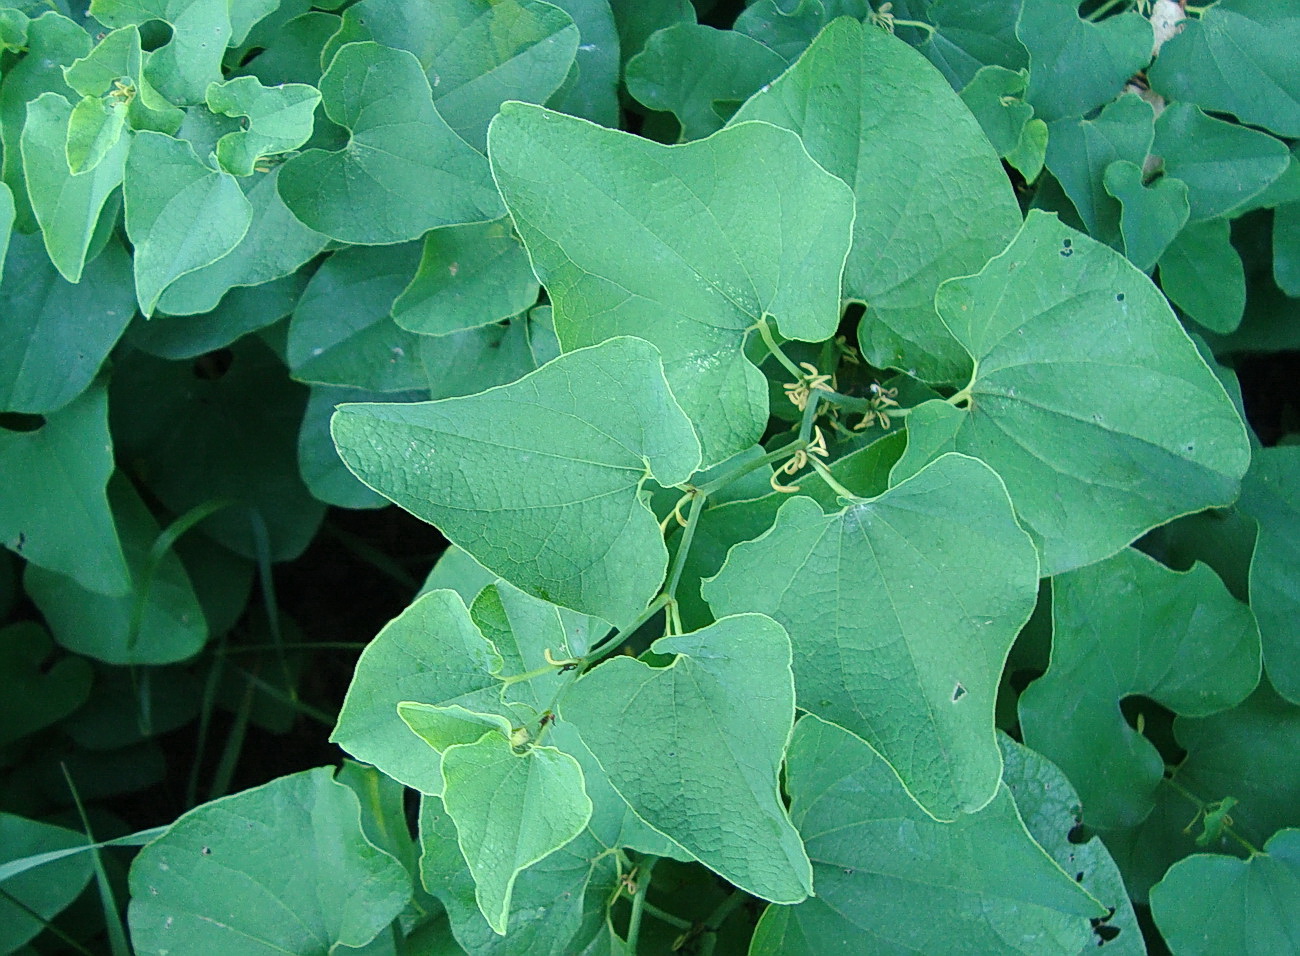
left=583, top=593, right=672, bottom=663
left=692, top=438, right=803, bottom=497
left=697, top=889, right=751, bottom=956
left=888, top=17, right=935, bottom=35
left=1085, top=0, right=1131, bottom=21
left=753, top=316, right=805, bottom=380
left=798, top=390, right=824, bottom=444
left=638, top=899, right=691, bottom=931
left=809, top=457, right=861, bottom=502
left=947, top=362, right=979, bottom=407
left=625, top=857, right=658, bottom=953
left=664, top=492, right=706, bottom=602
left=1162, top=775, right=1262, bottom=856
left=499, top=662, right=564, bottom=686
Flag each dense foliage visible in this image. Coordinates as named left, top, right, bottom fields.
left=2, top=0, right=1299, bottom=953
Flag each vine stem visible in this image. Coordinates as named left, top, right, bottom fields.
left=809, top=457, right=861, bottom=502
left=1162, top=774, right=1263, bottom=856
left=625, top=857, right=659, bottom=952
left=1085, top=0, right=1132, bottom=21
left=753, top=316, right=805, bottom=380
left=693, top=438, right=804, bottom=497
left=697, top=889, right=750, bottom=956
left=887, top=17, right=935, bottom=35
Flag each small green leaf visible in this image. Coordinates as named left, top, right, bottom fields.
left=895, top=211, right=1251, bottom=575
left=731, top=17, right=1020, bottom=384
left=489, top=102, right=853, bottom=465
left=959, top=64, right=1035, bottom=158
left=1148, top=0, right=1300, bottom=139
left=332, top=337, right=701, bottom=626
left=1158, top=218, right=1247, bottom=334
left=123, top=131, right=254, bottom=317
left=0, top=384, right=129, bottom=596
left=1276, top=199, right=1300, bottom=296
left=626, top=23, right=786, bottom=140
left=89, top=0, right=232, bottom=105
left=749, top=715, right=1104, bottom=956
left=1238, top=445, right=1300, bottom=703
left=391, top=220, right=539, bottom=337
left=1154, top=102, right=1291, bottom=222
left=562, top=614, right=813, bottom=904
left=0, top=234, right=135, bottom=414
left=440, top=732, right=592, bottom=934
left=331, top=589, right=505, bottom=795
left=204, top=75, right=320, bottom=176
left=1019, top=548, right=1260, bottom=830
left=544, top=0, right=621, bottom=127
left=299, top=384, right=422, bottom=510
left=127, top=768, right=411, bottom=954
left=0, top=813, right=95, bottom=954
left=1150, top=829, right=1300, bottom=956
left=1018, top=0, right=1152, bottom=123
left=1103, top=160, right=1190, bottom=272
left=133, top=273, right=307, bottom=358
left=0, top=622, right=92, bottom=749
left=705, top=453, right=1038, bottom=821
left=277, top=41, right=503, bottom=243
left=62, top=25, right=183, bottom=137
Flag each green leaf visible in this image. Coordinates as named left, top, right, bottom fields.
left=132, top=272, right=307, bottom=358
left=1158, top=218, right=1247, bottom=334
left=1276, top=199, right=1300, bottom=297
left=62, top=25, right=184, bottom=138
left=894, top=211, right=1251, bottom=575
left=544, top=0, right=621, bottom=127
left=322, top=0, right=580, bottom=151
left=705, top=453, right=1037, bottom=820
left=1017, top=0, right=1151, bottom=123
left=609, top=0, right=694, bottom=67
left=440, top=732, right=592, bottom=934
left=89, top=0, right=232, bottom=105
left=19, top=92, right=129, bottom=283
left=0, top=183, right=12, bottom=271
left=915, top=0, right=1029, bottom=90
left=1044, top=92, right=1154, bottom=248
left=1019, top=547, right=1259, bottom=830
left=238, top=10, right=340, bottom=87
left=999, top=736, right=1145, bottom=955
left=331, top=589, right=505, bottom=795
left=123, top=131, right=254, bottom=317
left=277, top=41, right=503, bottom=244
left=0, top=813, right=95, bottom=954
left=65, top=93, right=129, bottom=176
left=287, top=242, right=426, bottom=392
left=749, top=715, right=1104, bottom=956
left=0, top=12, right=91, bottom=232
left=1148, top=0, right=1300, bottom=139
left=204, top=75, right=320, bottom=176
left=1154, top=103, right=1291, bottom=222
left=1150, top=829, right=1300, bottom=956
left=562, top=614, right=812, bottom=903
left=489, top=102, right=853, bottom=465
left=0, top=384, right=129, bottom=596
left=625, top=23, right=786, bottom=140
left=959, top=64, right=1035, bottom=158
left=420, top=315, right=542, bottom=399
left=154, top=167, right=327, bottom=316
left=332, top=337, right=700, bottom=626
left=25, top=474, right=208, bottom=665
left=731, top=17, right=1020, bottom=384
left=0, top=622, right=92, bottom=748
left=1103, top=160, right=1190, bottom=272
left=127, top=767, right=411, bottom=954
left=0, top=233, right=134, bottom=414
left=1238, top=445, right=1300, bottom=703
left=392, top=220, right=539, bottom=336
left=110, top=337, right=325, bottom=561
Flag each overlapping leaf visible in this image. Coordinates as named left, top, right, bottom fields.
left=749, top=716, right=1104, bottom=956
left=561, top=615, right=812, bottom=903
left=0, top=622, right=92, bottom=749
left=1159, top=219, right=1246, bottom=334
left=89, top=0, right=236, bottom=105
left=332, top=337, right=700, bottom=625
left=204, top=75, right=320, bottom=176
left=894, top=211, right=1251, bottom=575
left=488, top=103, right=853, bottom=466
left=705, top=453, right=1037, bottom=820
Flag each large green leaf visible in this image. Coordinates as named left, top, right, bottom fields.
left=1150, top=829, right=1300, bottom=956
left=128, top=768, right=411, bottom=955
left=749, top=715, right=1104, bottom=956
left=155, top=167, right=327, bottom=316
left=489, top=105, right=852, bottom=466
left=332, top=337, right=700, bottom=625
left=0, top=813, right=95, bottom=953
left=894, top=211, right=1251, bottom=575
left=999, top=736, right=1145, bottom=955
left=19, top=92, right=129, bottom=283
left=705, top=453, right=1037, bottom=820
left=731, top=16, right=1020, bottom=384
left=1017, top=0, right=1151, bottom=123
left=1158, top=218, right=1246, bottom=334
left=1019, top=548, right=1259, bottom=831
left=1148, top=0, right=1300, bottom=139
left=277, top=41, right=503, bottom=244
left=1154, top=103, right=1291, bottom=222
left=0, top=234, right=134, bottom=415
left=392, top=220, right=539, bottom=336
left=1237, top=445, right=1300, bottom=703
left=323, top=0, right=579, bottom=151
left=287, top=242, right=426, bottom=392
left=625, top=23, right=786, bottom=140
left=561, top=614, right=812, bottom=903
left=123, top=131, right=254, bottom=317
left=440, top=732, right=592, bottom=934
left=0, top=384, right=129, bottom=596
